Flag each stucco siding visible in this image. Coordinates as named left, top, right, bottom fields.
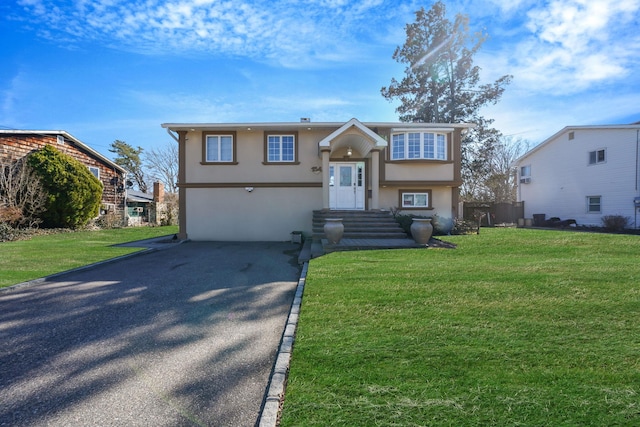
left=383, top=161, right=454, bottom=182
left=185, top=187, right=322, bottom=241
left=184, top=129, right=327, bottom=184
left=518, top=127, right=640, bottom=226
left=167, top=120, right=472, bottom=240
left=379, top=186, right=453, bottom=219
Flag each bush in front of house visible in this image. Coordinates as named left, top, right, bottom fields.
left=0, top=222, right=29, bottom=242
left=1, top=158, right=48, bottom=228
left=451, top=218, right=479, bottom=235
left=27, top=145, right=103, bottom=229
left=601, top=215, right=629, bottom=232
left=392, top=212, right=458, bottom=236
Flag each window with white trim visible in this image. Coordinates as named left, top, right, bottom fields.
left=520, top=165, right=531, bottom=183
left=268, top=135, right=295, bottom=162
left=400, top=190, right=432, bottom=209
left=263, top=131, right=299, bottom=164
left=390, top=132, right=447, bottom=160
left=588, top=149, right=606, bottom=165
left=88, top=166, right=100, bottom=179
left=203, top=132, right=235, bottom=163
left=587, top=196, right=601, bottom=213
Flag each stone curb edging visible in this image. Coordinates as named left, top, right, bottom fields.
left=258, top=261, right=308, bottom=427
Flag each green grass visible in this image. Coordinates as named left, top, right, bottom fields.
left=0, top=226, right=178, bottom=288
left=281, top=228, right=640, bottom=426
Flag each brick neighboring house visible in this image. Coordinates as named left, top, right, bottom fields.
left=0, top=130, right=127, bottom=215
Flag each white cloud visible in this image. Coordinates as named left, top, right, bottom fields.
left=510, top=0, right=640, bottom=93
left=11, top=0, right=410, bottom=69
left=0, top=71, right=32, bottom=128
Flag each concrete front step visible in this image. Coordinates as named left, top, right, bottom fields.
left=313, top=228, right=407, bottom=236
left=313, top=232, right=408, bottom=239
left=313, top=221, right=403, bottom=228
left=312, top=209, right=409, bottom=241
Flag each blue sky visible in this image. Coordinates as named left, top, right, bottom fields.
left=1, top=0, right=639, bottom=159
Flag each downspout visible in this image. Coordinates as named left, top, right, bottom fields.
left=166, top=128, right=180, bottom=143
left=633, top=129, right=640, bottom=229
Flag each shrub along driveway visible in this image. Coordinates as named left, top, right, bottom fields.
left=0, top=241, right=300, bottom=426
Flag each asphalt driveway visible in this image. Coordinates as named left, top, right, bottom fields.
left=0, top=241, right=301, bottom=426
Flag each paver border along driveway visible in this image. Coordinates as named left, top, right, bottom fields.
left=0, top=241, right=301, bottom=427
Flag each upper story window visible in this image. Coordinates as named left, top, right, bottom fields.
left=589, top=149, right=606, bottom=165
left=264, top=132, right=299, bottom=164
left=520, top=165, right=531, bottom=183
left=202, top=131, right=237, bottom=164
left=390, top=132, right=447, bottom=161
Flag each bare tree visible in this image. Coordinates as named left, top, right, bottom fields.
left=145, top=142, right=178, bottom=194
left=0, top=158, right=48, bottom=228
left=484, top=137, right=529, bottom=202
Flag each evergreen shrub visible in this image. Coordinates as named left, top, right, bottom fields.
left=27, top=145, right=103, bottom=228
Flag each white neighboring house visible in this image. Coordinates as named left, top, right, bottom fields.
left=515, top=124, right=640, bottom=228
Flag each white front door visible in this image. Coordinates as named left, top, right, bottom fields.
left=329, top=162, right=365, bottom=210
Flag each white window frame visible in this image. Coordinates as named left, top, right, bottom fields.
left=205, top=134, right=234, bottom=163
left=390, top=131, right=447, bottom=161
left=588, top=149, right=606, bottom=165
left=520, top=165, right=531, bottom=183
left=88, top=166, right=100, bottom=179
left=401, top=192, right=429, bottom=208
left=587, top=196, right=601, bottom=213
left=267, top=134, right=295, bottom=162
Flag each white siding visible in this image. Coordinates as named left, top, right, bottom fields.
left=517, top=128, right=640, bottom=227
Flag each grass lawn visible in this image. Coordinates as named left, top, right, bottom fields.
left=0, top=226, right=178, bottom=288
left=281, top=228, right=640, bottom=426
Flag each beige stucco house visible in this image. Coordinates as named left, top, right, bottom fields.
left=162, top=118, right=474, bottom=241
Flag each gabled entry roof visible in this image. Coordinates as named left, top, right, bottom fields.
left=317, top=118, right=387, bottom=157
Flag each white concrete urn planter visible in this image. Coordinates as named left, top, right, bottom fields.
left=410, top=218, right=433, bottom=245
left=324, top=218, right=344, bottom=244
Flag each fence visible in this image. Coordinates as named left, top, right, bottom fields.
left=462, top=201, right=525, bottom=226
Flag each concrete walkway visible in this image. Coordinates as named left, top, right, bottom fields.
left=0, top=241, right=301, bottom=426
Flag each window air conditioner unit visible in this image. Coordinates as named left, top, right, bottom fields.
left=520, top=177, right=531, bottom=184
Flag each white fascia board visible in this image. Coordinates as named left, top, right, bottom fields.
left=515, top=124, right=640, bottom=165
left=391, top=127, right=455, bottom=133
left=318, top=118, right=387, bottom=149
left=161, top=121, right=476, bottom=132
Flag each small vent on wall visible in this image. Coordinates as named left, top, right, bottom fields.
left=57, top=135, right=64, bottom=144
left=568, top=131, right=575, bottom=140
